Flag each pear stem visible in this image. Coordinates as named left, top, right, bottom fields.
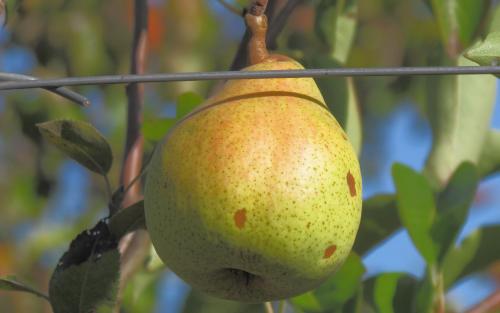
left=245, top=1, right=270, bottom=65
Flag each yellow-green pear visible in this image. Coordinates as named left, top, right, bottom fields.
left=144, top=12, right=362, bottom=303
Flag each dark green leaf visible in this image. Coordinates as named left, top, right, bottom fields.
left=182, top=289, right=262, bottom=313
left=424, top=56, right=496, bottom=187
left=393, top=163, right=438, bottom=264
left=49, top=220, right=120, bottom=313
left=478, top=130, right=500, bottom=177
left=430, top=0, right=488, bottom=57
left=432, top=162, right=478, bottom=261
left=461, top=226, right=500, bottom=278
left=442, top=230, right=480, bottom=288
left=0, top=276, right=49, bottom=301
left=108, top=200, right=146, bottom=239
left=177, top=91, right=203, bottom=119
left=37, top=119, right=113, bottom=174
left=354, top=194, right=399, bottom=255
left=292, top=253, right=365, bottom=312
left=465, top=31, right=500, bottom=66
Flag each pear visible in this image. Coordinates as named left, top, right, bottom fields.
left=144, top=11, right=362, bottom=303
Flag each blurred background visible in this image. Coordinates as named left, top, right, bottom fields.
left=0, top=0, right=499, bottom=312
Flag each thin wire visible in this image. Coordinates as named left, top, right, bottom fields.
left=0, top=72, right=90, bottom=106
left=0, top=66, right=499, bottom=91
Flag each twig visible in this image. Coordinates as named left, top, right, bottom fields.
left=217, top=0, right=243, bottom=16
left=0, top=72, right=90, bottom=106
left=466, top=289, right=500, bottom=313
left=0, top=66, right=500, bottom=91
left=113, top=0, right=150, bottom=311
left=278, top=300, right=287, bottom=313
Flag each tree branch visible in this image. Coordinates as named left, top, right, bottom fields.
left=113, top=0, right=150, bottom=311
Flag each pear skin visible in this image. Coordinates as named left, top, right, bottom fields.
left=144, top=59, right=362, bottom=302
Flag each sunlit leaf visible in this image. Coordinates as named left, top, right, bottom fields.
left=0, top=276, right=49, bottom=301
left=315, top=0, right=358, bottom=64
left=393, top=163, right=438, bottom=264
left=424, top=56, right=496, bottom=187
left=465, top=31, right=500, bottom=66
left=373, top=273, right=403, bottom=313
left=291, top=292, right=322, bottom=313
left=354, top=194, right=399, bottom=255
left=37, top=119, right=113, bottom=175
left=49, top=220, right=120, bottom=313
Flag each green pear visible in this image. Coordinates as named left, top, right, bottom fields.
left=144, top=12, right=362, bottom=303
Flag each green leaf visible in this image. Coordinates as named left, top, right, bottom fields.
left=373, top=273, right=403, bottom=313
left=315, top=0, right=358, bottom=64
left=465, top=31, right=500, bottom=66
left=37, top=119, right=113, bottom=175
left=424, top=56, right=496, bottom=187
left=478, top=130, right=500, bottom=177
left=49, top=220, right=120, bottom=313
left=0, top=276, right=49, bottom=301
left=461, top=226, right=500, bottom=278
left=393, top=163, right=438, bottom=264
left=291, top=253, right=365, bottom=313
left=432, top=162, right=478, bottom=261
left=177, top=91, right=203, bottom=119
left=442, top=230, right=481, bottom=288
left=430, top=0, right=488, bottom=57
left=182, top=289, right=262, bottom=313
left=108, top=200, right=146, bottom=239
left=354, top=194, right=400, bottom=255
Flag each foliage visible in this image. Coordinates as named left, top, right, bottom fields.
left=1, top=0, right=500, bottom=312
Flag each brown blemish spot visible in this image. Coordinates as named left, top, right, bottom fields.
left=346, top=171, right=356, bottom=197
left=324, top=245, right=337, bottom=259
left=234, top=209, right=246, bottom=229
left=306, top=222, right=311, bottom=229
